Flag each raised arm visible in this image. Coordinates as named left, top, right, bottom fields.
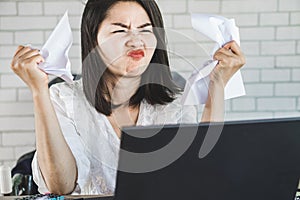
left=201, top=41, right=246, bottom=122
left=10, top=46, right=77, bottom=194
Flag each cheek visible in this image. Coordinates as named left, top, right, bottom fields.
left=143, top=35, right=157, bottom=63
left=98, top=36, right=126, bottom=62
left=144, top=34, right=157, bottom=50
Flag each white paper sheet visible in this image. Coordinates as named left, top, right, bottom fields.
left=38, top=11, right=73, bottom=83
left=181, top=14, right=246, bottom=105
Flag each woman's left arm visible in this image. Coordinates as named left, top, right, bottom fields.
left=201, top=41, right=246, bottom=122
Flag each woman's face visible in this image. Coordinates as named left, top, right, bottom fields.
left=97, top=1, right=157, bottom=78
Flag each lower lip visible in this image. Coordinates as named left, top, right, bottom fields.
left=128, top=53, right=144, bottom=60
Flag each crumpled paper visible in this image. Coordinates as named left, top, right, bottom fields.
left=181, top=14, right=246, bottom=105
left=38, top=11, right=73, bottom=83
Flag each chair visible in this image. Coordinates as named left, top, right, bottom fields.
left=11, top=150, right=38, bottom=195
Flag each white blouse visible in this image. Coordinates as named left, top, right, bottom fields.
left=32, top=79, right=199, bottom=195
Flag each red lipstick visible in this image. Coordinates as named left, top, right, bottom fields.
left=127, top=49, right=145, bottom=59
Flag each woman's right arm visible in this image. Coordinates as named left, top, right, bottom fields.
left=11, top=46, right=77, bottom=194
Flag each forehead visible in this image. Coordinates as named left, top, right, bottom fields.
left=105, top=1, right=151, bottom=24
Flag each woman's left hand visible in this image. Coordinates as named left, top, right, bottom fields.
left=210, top=40, right=246, bottom=88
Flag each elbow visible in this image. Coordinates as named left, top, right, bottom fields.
left=45, top=172, right=77, bottom=195
left=40, top=161, right=78, bottom=195
left=47, top=181, right=76, bottom=195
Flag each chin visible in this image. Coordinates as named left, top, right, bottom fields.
left=124, top=70, right=143, bottom=78
left=125, top=65, right=147, bottom=77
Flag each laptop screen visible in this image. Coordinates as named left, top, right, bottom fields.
left=115, top=117, right=300, bottom=200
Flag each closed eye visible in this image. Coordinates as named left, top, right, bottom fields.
left=140, top=29, right=152, bottom=33
left=140, top=29, right=153, bottom=33
left=112, top=30, right=126, bottom=33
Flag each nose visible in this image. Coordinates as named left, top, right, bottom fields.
left=126, top=31, right=144, bottom=48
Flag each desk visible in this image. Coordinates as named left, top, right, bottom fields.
left=66, top=195, right=113, bottom=200
left=0, top=195, right=114, bottom=200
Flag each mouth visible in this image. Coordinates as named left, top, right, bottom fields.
left=127, top=49, right=145, bottom=60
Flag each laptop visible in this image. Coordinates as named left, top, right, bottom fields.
left=112, top=117, right=300, bottom=200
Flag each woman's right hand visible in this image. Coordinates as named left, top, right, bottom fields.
left=11, top=45, right=48, bottom=93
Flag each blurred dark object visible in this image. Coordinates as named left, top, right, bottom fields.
left=11, top=150, right=38, bottom=195
left=48, top=74, right=81, bottom=87
left=11, top=174, right=37, bottom=196
left=11, top=150, right=36, bottom=176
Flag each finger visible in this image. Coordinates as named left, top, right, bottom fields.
left=223, top=40, right=238, bottom=49
left=215, top=60, right=227, bottom=71
left=14, top=46, right=33, bottom=58
left=223, top=40, right=242, bottom=56
left=11, top=53, right=44, bottom=72
left=219, top=47, right=234, bottom=56
left=11, top=46, right=30, bottom=68
left=23, top=54, right=45, bottom=65
left=19, top=49, right=40, bottom=60
left=213, top=48, right=233, bottom=61
left=13, top=45, right=25, bottom=57
left=224, top=41, right=246, bottom=67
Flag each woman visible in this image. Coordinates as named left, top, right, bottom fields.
left=10, top=0, right=245, bottom=195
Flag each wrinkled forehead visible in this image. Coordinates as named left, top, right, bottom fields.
left=104, top=1, right=151, bottom=26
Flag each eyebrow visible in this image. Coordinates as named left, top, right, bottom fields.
left=138, top=23, right=152, bottom=29
left=111, top=22, right=152, bottom=29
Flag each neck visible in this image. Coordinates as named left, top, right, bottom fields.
left=109, top=75, right=141, bottom=106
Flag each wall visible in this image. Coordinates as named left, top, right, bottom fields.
left=0, top=0, right=299, bottom=166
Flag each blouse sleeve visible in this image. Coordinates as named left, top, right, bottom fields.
left=32, top=83, right=90, bottom=194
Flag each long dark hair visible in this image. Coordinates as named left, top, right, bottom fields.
left=81, top=0, right=181, bottom=116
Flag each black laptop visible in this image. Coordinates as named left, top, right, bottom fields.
left=113, top=117, right=300, bottom=200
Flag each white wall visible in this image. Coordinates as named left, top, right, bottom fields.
left=0, top=0, right=299, bottom=166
